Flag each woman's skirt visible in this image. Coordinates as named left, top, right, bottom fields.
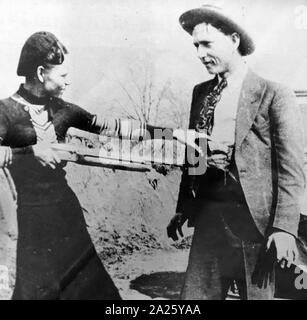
left=11, top=186, right=120, bottom=300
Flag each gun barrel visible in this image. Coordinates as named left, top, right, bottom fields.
left=52, top=143, right=184, bottom=171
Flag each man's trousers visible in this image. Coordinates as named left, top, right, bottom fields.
left=181, top=175, right=275, bottom=300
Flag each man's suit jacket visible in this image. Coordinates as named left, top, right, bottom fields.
left=176, top=70, right=305, bottom=237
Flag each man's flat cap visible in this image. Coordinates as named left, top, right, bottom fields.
left=179, top=5, right=255, bottom=56
left=17, top=31, right=68, bottom=77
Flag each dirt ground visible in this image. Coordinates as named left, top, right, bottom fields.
left=107, top=248, right=190, bottom=300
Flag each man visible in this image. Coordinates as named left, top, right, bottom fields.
left=167, top=5, right=305, bottom=300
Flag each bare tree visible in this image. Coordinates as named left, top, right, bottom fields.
left=164, top=86, right=191, bottom=129
left=113, top=62, right=171, bottom=125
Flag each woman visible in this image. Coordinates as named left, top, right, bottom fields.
left=0, top=31, right=200, bottom=299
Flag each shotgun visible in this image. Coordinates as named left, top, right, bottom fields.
left=50, top=143, right=185, bottom=172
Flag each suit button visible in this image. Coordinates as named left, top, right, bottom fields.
left=240, top=168, right=247, bottom=174
left=24, top=106, right=29, bottom=112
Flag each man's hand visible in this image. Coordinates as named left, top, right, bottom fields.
left=167, top=212, right=188, bottom=241
left=32, top=143, right=61, bottom=169
left=173, top=129, right=210, bottom=157
left=266, top=231, right=299, bottom=268
left=0, top=146, right=12, bottom=168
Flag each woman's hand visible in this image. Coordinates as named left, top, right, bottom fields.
left=0, top=146, right=13, bottom=167
left=32, top=144, right=61, bottom=169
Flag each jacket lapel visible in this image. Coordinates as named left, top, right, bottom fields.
left=235, top=70, right=266, bottom=149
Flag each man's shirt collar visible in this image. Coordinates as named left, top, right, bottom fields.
left=218, top=62, right=248, bottom=89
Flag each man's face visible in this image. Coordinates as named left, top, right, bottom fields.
left=42, top=58, right=70, bottom=98
left=192, top=23, right=238, bottom=75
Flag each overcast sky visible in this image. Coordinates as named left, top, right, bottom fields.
left=0, top=0, right=307, bottom=115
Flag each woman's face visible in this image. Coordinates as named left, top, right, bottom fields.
left=41, top=58, right=70, bottom=98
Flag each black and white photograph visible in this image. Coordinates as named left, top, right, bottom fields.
left=0, top=0, right=307, bottom=304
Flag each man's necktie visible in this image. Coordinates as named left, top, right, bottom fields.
left=196, top=76, right=228, bottom=135
left=188, top=77, right=228, bottom=197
